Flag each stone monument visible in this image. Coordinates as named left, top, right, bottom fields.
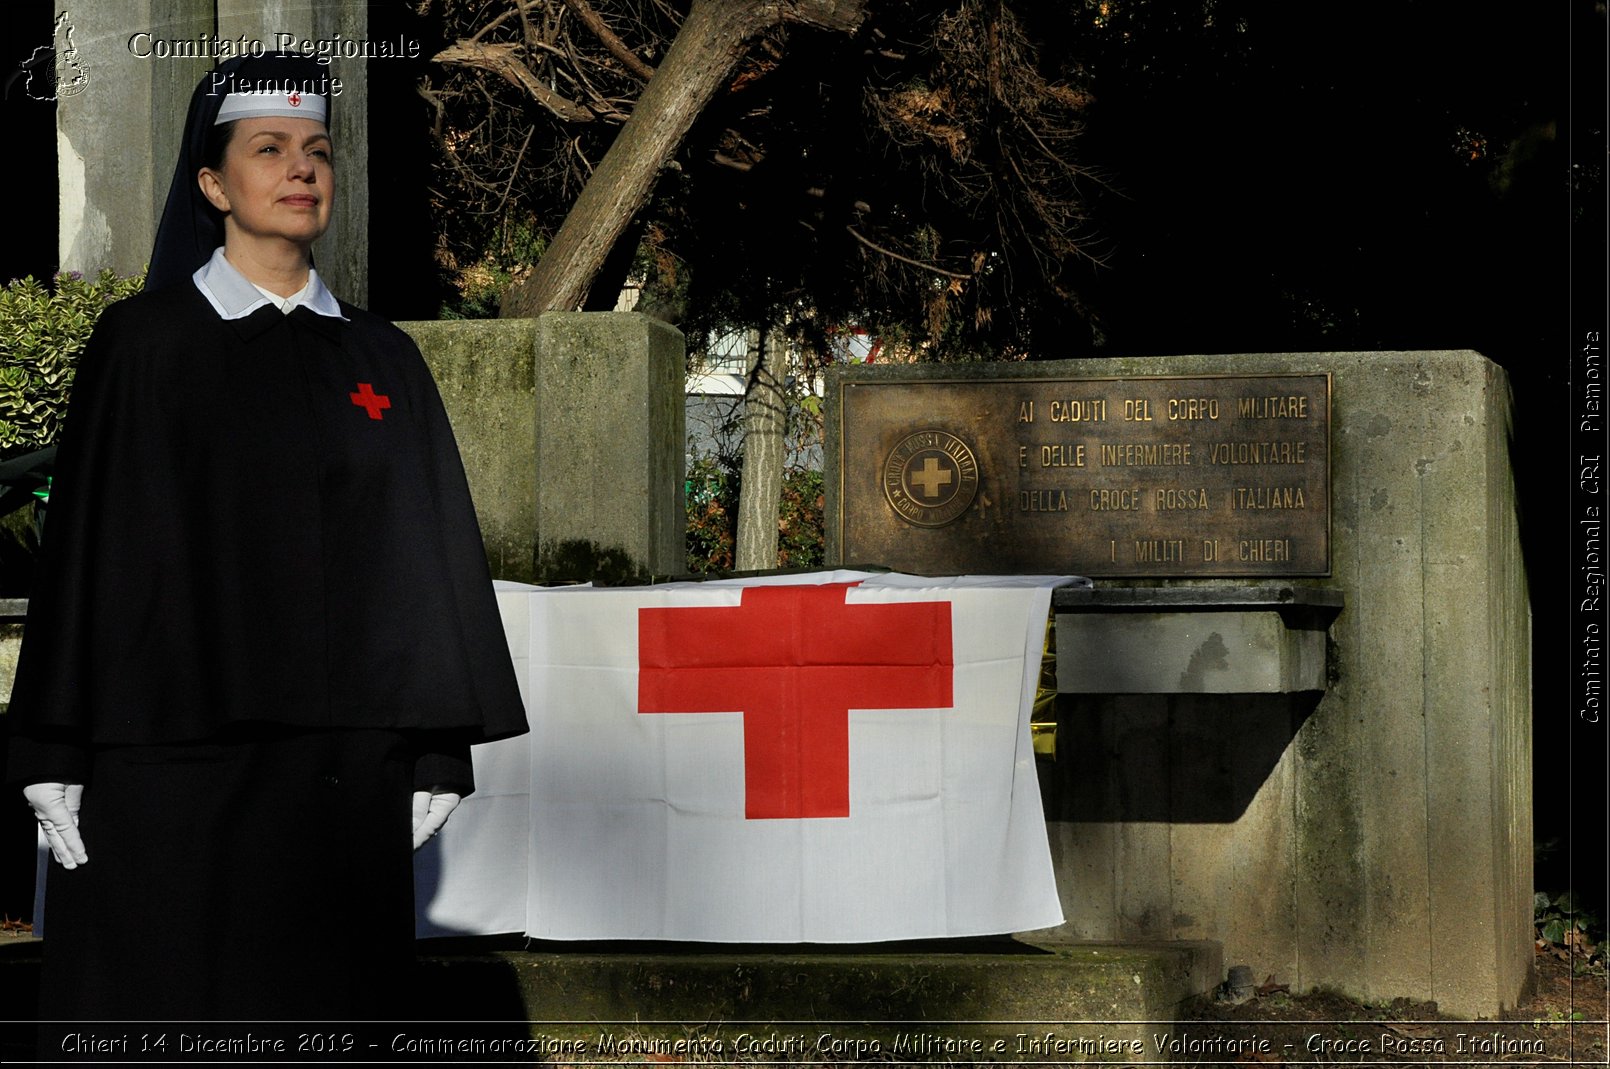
left=827, top=350, right=1532, bottom=1019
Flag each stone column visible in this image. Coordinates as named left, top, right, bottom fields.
left=401, top=318, right=539, bottom=582
left=401, top=313, right=687, bottom=586
left=57, top=1, right=211, bottom=275
left=533, top=313, right=687, bottom=583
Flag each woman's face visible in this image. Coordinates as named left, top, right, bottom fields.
left=197, top=115, right=333, bottom=255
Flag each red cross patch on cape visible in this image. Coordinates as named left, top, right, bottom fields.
left=350, top=382, right=391, bottom=420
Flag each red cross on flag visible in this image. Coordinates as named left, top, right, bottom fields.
left=415, top=572, right=1069, bottom=943
left=637, top=583, right=954, bottom=819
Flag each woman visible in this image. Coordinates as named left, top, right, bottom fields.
left=6, top=52, right=528, bottom=1023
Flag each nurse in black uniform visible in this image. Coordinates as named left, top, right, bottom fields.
left=6, top=51, right=528, bottom=1025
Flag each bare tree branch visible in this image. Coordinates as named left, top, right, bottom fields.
left=433, top=41, right=597, bottom=123
left=500, top=0, right=869, bottom=316
left=469, top=0, right=540, bottom=44
left=565, top=0, right=657, bottom=81
left=846, top=225, right=974, bottom=280
left=776, top=0, right=866, bottom=33
left=496, top=125, right=537, bottom=215
left=712, top=151, right=755, bottom=172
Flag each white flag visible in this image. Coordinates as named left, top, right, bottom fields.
left=416, top=572, right=1067, bottom=943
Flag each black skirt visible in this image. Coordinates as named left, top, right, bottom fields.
left=38, top=727, right=416, bottom=1025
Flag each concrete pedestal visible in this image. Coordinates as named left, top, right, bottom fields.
left=831, top=351, right=1532, bottom=1018
left=402, top=313, right=686, bottom=584
left=1043, top=353, right=1530, bottom=1019
left=1055, top=587, right=1341, bottom=694
left=0, top=935, right=1220, bottom=1060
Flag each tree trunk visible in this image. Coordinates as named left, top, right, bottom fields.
left=734, top=325, right=788, bottom=570
left=499, top=0, right=867, bottom=317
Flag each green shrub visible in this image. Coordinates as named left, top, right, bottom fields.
left=685, top=458, right=824, bottom=574
left=1535, top=890, right=1603, bottom=965
left=0, top=268, right=146, bottom=457
left=776, top=468, right=824, bottom=569
left=685, top=454, right=737, bottom=572
left=438, top=218, right=545, bottom=320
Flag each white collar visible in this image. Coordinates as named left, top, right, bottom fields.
left=192, top=247, right=348, bottom=321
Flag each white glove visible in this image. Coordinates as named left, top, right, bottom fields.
left=24, top=782, right=87, bottom=868
left=411, top=790, right=461, bottom=850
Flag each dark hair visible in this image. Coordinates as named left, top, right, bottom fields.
left=200, top=119, right=238, bottom=174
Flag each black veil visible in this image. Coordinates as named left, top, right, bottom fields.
left=146, top=52, right=332, bottom=291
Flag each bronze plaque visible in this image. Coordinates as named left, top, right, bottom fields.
left=835, top=373, right=1331, bottom=577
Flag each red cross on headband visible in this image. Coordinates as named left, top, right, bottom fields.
left=215, top=86, right=328, bottom=124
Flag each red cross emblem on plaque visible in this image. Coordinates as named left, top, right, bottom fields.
left=637, top=583, right=953, bottom=819
left=349, top=382, right=391, bottom=420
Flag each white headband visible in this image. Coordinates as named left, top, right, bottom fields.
left=215, top=88, right=328, bottom=125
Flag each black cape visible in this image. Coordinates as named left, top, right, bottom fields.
left=5, top=282, right=529, bottom=784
